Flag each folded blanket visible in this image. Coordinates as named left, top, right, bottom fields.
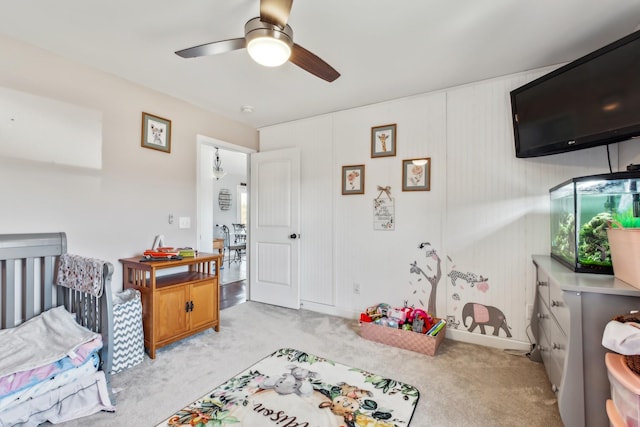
left=0, top=370, right=114, bottom=426
left=0, top=306, right=98, bottom=378
left=56, top=253, right=106, bottom=297
left=0, top=337, right=102, bottom=398
left=0, top=352, right=100, bottom=412
left=602, top=320, right=640, bottom=355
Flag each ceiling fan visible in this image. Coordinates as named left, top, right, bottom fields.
left=175, top=0, right=340, bottom=82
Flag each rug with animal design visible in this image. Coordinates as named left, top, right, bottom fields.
left=156, top=348, right=419, bottom=427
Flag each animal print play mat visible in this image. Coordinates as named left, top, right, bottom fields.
left=156, top=348, right=419, bottom=426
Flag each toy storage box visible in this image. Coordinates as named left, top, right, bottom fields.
left=359, top=320, right=446, bottom=356
left=606, top=352, right=640, bottom=427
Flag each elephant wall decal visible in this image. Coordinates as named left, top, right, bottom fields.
left=462, top=302, right=512, bottom=338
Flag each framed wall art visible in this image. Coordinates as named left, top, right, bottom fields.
left=141, top=112, right=171, bottom=153
left=342, top=164, right=365, bottom=195
left=402, top=158, right=430, bottom=191
left=373, top=186, right=394, bottom=230
left=371, top=123, right=397, bottom=158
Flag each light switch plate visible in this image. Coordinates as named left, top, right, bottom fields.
left=179, top=217, right=191, bottom=229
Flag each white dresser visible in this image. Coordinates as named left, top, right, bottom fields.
left=531, top=255, right=640, bottom=427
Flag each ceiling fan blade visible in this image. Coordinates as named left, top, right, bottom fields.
left=260, top=0, right=293, bottom=28
left=290, top=44, right=340, bottom=82
left=175, top=38, right=246, bottom=58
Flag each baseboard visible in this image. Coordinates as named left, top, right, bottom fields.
left=300, top=300, right=358, bottom=319
left=443, top=328, right=531, bottom=352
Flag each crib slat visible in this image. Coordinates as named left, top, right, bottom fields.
left=22, top=258, right=35, bottom=322
left=42, top=256, right=54, bottom=311
left=2, top=260, right=16, bottom=329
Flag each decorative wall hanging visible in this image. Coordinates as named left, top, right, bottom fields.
left=218, top=188, right=232, bottom=210
left=342, top=164, right=365, bottom=195
left=141, top=112, right=171, bottom=153
left=373, top=185, right=394, bottom=230
left=402, top=158, right=431, bottom=191
left=371, top=124, right=397, bottom=158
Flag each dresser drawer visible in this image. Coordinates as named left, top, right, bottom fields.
left=535, top=296, right=553, bottom=340
left=538, top=326, right=563, bottom=392
left=549, top=279, right=570, bottom=334
left=536, top=267, right=551, bottom=307
left=549, top=317, right=568, bottom=379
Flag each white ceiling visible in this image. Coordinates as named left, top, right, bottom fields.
left=1, top=1, right=639, bottom=129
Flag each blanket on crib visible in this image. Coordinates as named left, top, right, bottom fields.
left=0, top=306, right=98, bottom=378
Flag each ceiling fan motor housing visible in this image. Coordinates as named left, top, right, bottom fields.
left=245, top=17, right=294, bottom=66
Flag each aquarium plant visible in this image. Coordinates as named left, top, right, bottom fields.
left=578, top=212, right=613, bottom=266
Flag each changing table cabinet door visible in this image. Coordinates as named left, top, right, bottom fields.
left=190, top=280, right=217, bottom=330
left=157, top=285, right=190, bottom=342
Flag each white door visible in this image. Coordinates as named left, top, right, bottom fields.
left=250, top=147, right=300, bottom=309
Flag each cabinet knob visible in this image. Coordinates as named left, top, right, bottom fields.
left=537, top=280, right=548, bottom=287
left=552, top=342, right=561, bottom=350
left=551, top=300, right=561, bottom=307
left=551, top=384, right=559, bottom=393
left=536, top=313, right=547, bottom=319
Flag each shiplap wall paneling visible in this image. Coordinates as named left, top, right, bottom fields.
left=445, top=77, right=531, bottom=344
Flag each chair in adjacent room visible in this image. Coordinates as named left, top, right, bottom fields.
left=221, top=224, right=246, bottom=267
left=231, top=223, right=247, bottom=244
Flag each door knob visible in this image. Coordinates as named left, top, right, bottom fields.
left=289, top=233, right=299, bottom=239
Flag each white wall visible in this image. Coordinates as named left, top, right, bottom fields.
left=0, top=34, right=258, bottom=288
left=260, top=66, right=623, bottom=349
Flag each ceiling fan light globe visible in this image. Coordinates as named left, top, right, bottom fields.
left=247, top=37, right=291, bottom=67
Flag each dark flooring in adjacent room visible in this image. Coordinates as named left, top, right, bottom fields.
left=219, top=256, right=247, bottom=310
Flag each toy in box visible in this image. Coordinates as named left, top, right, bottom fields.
left=359, top=303, right=446, bottom=356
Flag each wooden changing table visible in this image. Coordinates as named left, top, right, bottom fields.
left=119, top=253, right=222, bottom=359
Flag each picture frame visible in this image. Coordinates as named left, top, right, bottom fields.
left=342, top=165, right=365, bottom=195
left=402, top=158, right=430, bottom=191
left=141, top=112, right=171, bottom=153
left=371, top=124, right=397, bottom=158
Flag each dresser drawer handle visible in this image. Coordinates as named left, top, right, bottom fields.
left=537, top=280, right=548, bottom=287
left=552, top=342, right=562, bottom=350
left=551, top=300, right=561, bottom=307
left=536, top=313, right=547, bottom=319
left=551, top=384, right=559, bottom=393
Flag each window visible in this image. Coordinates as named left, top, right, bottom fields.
left=237, top=184, right=247, bottom=224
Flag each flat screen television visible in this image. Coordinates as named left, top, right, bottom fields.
left=511, top=29, right=640, bottom=158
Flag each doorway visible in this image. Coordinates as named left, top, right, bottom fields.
left=196, top=135, right=254, bottom=288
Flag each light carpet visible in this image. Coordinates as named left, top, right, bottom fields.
left=57, top=301, right=562, bottom=427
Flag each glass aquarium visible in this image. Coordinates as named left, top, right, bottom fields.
left=550, top=171, right=640, bottom=273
